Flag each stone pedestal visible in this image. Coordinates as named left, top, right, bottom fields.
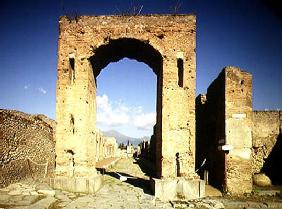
left=151, top=178, right=205, bottom=201
left=49, top=175, right=102, bottom=193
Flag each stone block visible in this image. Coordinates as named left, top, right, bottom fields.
left=38, top=189, right=56, bottom=196
left=49, top=175, right=102, bottom=193
left=88, top=175, right=103, bottom=193
left=253, top=173, right=272, bottom=187
left=151, top=178, right=205, bottom=201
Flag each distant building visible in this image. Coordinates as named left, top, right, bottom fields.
left=104, top=137, right=118, bottom=158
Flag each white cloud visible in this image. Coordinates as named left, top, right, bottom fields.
left=38, top=87, right=47, bottom=94
left=97, top=94, right=129, bottom=126
left=96, top=94, right=156, bottom=134
left=133, top=112, right=156, bottom=130
left=24, top=84, right=30, bottom=90
left=132, top=106, right=143, bottom=114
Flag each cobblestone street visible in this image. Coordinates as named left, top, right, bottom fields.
left=0, top=158, right=281, bottom=209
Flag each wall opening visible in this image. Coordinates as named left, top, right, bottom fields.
left=69, top=58, right=75, bottom=84
left=90, top=38, right=162, bottom=76
left=176, top=152, right=180, bottom=177
left=95, top=58, right=157, bottom=139
left=70, top=114, right=75, bottom=134
left=177, top=58, right=184, bottom=87
left=65, top=149, right=75, bottom=177
left=262, top=133, right=282, bottom=185
left=89, top=38, right=163, bottom=176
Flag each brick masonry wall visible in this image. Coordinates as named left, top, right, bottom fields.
left=196, top=67, right=253, bottom=194
left=0, top=109, right=55, bottom=187
left=252, top=110, right=282, bottom=184
left=225, top=67, right=253, bottom=194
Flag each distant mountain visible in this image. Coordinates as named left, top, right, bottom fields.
left=102, top=130, right=150, bottom=146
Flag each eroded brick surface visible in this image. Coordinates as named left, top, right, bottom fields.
left=252, top=111, right=282, bottom=184
left=0, top=109, right=55, bottom=187
left=196, top=67, right=253, bottom=194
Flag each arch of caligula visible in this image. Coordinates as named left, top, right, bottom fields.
left=50, top=15, right=205, bottom=200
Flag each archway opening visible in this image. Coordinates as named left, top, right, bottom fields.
left=90, top=38, right=162, bottom=77
left=89, top=38, right=163, bottom=179
left=95, top=58, right=157, bottom=139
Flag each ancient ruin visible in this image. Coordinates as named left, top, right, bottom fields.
left=52, top=14, right=204, bottom=200
left=48, top=14, right=282, bottom=200
left=0, top=109, right=55, bottom=187
left=195, top=66, right=282, bottom=194
left=95, top=131, right=119, bottom=161
left=252, top=111, right=282, bottom=185
left=196, top=67, right=253, bottom=194
left=0, top=109, right=118, bottom=189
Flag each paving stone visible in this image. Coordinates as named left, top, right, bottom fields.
left=256, top=189, right=280, bottom=196
left=9, top=195, right=24, bottom=203
left=37, top=189, right=56, bottom=196
left=6, top=184, right=21, bottom=190
left=30, top=191, right=39, bottom=196
left=8, top=190, right=22, bottom=196
left=0, top=188, right=10, bottom=192
left=1, top=158, right=282, bottom=209
left=0, top=194, right=11, bottom=201
left=67, top=193, right=77, bottom=199
left=56, top=202, right=70, bottom=208
left=55, top=193, right=71, bottom=202
left=11, top=196, right=57, bottom=209
left=35, top=183, right=53, bottom=191
left=2, top=196, right=38, bottom=207
left=22, top=195, right=39, bottom=203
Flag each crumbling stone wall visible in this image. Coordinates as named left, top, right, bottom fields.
left=225, top=67, right=253, bottom=194
left=0, top=109, right=55, bottom=187
left=252, top=111, right=282, bottom=184
left=86, top=130, right=119, bottom=161
left=139, top=140, right=150, bottom=159
left=196, top=67, right=253, bottom=194
left=104, top=137, right=118, bottom=158
left=95, top=131, right=105, bottom=162
left=138, top=126, right=157, bottom=164
left=55, top=15, right=197, bottom=184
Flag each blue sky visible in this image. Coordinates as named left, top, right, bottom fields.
left=1, top=0, right=282, bottom=137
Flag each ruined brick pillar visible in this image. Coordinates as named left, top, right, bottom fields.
left=225, top=67, right=253, bottom=194
left=203, top=67, right=253, bottom=194
left=51, top=23, right=101, bottom=192
left=159, top=51, right=197, bottom=179
left=55, top=52, right=97, bottom=175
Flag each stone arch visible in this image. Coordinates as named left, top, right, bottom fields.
left=88, top=38, right=163, bottom=136
left=53, top=15, right=200, bottom=196
left=88, top=38, right=164, bottom=178
left=89, top=38, right=163, bottom=77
